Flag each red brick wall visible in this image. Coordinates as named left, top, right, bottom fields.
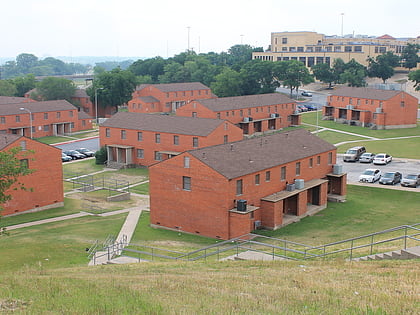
left=1, top=138, right=64, bottom=216
left=100, top=121, right=243, bottom=167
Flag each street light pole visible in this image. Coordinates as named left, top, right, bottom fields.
left=19, top=107, right=32, bottom=139
left=94, top=88, right=104, bottom=126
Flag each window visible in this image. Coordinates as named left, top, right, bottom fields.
left=137, top=132, right=143, bottom=141
left=255, top=174, right=260, bottom=185
left=43, top=125, right=49, bottom=132
left=248, top=109, right=251, bottom=115
left=184, top=156, right=190, bottom=168
left=183, top=176, right=191, bottom=191
left=349, top=98, right=353, bottom=104
left=309, top=158, right=313, bottom=168
left=297, top=47, right=304, bottom=52
left=82, top=120, right=86, bottom=126
left=174, top=135, right=179, bottom=145
left=231, top=111, right=235, bottom=116
left=223, top=135, right=228, bottom=144
left=154, top=151, right=162, bottom=161
left=16, top=116, right=21, bottom=123
left=121, top=130, right=126, bottom=139
left=317, top=156, right=321, bottom=165
left=155, top=133, right=160, bottom=143
left=344, top=46, right=352, bottom=52
left=236, top=179, right=243, bottom=195
left=56, top=112, right=61, bottom=119
left=354, top=46, right=362, bottom=52
left=240, top=110, right=243, bottom=117
left=401, top=101, right=405, bottom=107
left=328, top=152, right=333, bottom=164
left=44, top=113, right=48, bottom=120
left=20, top=140, right=27, bottom=151
left=71, top=122, right=75, bottom=129
left=0, top=117, right=5, bottom=124
left=137, top=149, right=144, bottom=158
left=265, top=171, right=271, bottom=182
left=282, top=37, right=287, bottom=44
left=69, top=111, right=73, bottom=117
left=193, top=137, right=198, bottom=147
left=281, top=166, right=286, bottom=181
left=295, top=162, right=301, bottom=176
left=192, top=112, right=197, bottom=118
left=106, top=128, right=110, bottom=137
left=20, top=159, right=29, bottom=169
left=226, top=111, right=229, bottom=117
left=357, top=99, right=360, bottom=105
left=217, top=113, right=221, bottom=119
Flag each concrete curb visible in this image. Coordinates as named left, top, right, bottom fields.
left=53, top=135, right=99, bottom=146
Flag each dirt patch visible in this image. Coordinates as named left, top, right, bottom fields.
left=0, top=299, right=30, bottom=312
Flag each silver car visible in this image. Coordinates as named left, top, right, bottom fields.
left=359, top=153, right=375, bottom=163
left=401, top=174, right=420, bottom=188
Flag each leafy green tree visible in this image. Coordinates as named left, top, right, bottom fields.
left=210, top=68, right=243, bottom=97
left=408, top=69, right=420, bottom=90
left=12, top=74, right=36, bottom=97
left=129, top=57, right=166, bottom=82
left=0, top=80, right=17, bottom=96
left=367, top=52, right=400, bottom=83
left=38, top=57, right=68, bottom=75
left=401, top=44, right=420, bottom=70
left=16, top=53, right=38, bottom=73
left=158, top=62, right=191, bottom=83
left=0, top=61, right=19, bottom=79
left=311, top=63, right=336, bottom=88
left=240, top=59, right=280, bottom=95
left=278, top=60, right=314, bottom=97
left=332, top=58, right=346, bottom=83
left=87, top=68, right=137, bottom=113
left=34, top=77, right=76, bottom=101
left=339, top=59, right=367, bottom=87
left=95, top=146, right=107, bottom=165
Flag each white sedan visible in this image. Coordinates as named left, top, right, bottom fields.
left=373, top=153, right=392, bottom=165
left=359, top=169, right=382, bottom=183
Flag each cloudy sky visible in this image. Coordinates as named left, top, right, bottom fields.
left=1, top=0, right=418, bottom=59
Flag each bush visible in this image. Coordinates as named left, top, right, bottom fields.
left=95, top=146, right=107, bottom=165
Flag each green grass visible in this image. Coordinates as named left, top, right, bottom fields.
left=302, top=111, right=420, bottom=138
left=130, top=182, right=149, bottom=194
left=63, top=158, right=104, bottom=174
left=36, top=135, right=76, bottom=144
left=337, top=138, right=420, bottom=158
left=255, top=185, right=420, bottom=245
left=315, top=130, right=366, bottom=145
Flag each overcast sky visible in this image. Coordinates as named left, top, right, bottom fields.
left=1, top=0, right=419, bottom=60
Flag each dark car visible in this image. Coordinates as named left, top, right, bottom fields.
left=379, top=172, right=402, bottom=185
left=296, top=104, right=308, bottom=112
left=61, top=152, right=72, bottom=162
left=76, top=148, right=95, bottom=157
left=63, top=150, right=86, bottom=160
left=304, top=104, right=318, bottom=111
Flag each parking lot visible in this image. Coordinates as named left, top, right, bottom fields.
left=339, top=155, right=420, bottom=190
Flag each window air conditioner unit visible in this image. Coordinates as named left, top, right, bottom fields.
left=346, top=105, right=354, bottom=110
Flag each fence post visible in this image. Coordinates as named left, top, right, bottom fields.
left=350, top=240, right=354, bottom=260
left=370, top=235, right=374, bottom=255
left=107, top=246, right=110, bottom=261
left=404, top=227, right=408, bottom=249
left=284, top=240, right=287, bottom=257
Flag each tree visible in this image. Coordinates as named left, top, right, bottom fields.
left=87, top=68, right=137, bottom=113
left=278, top=60, right=314, bottom=97
left=12, top=74, right=36, bottom=97
left=408, top=69, right=420, bottom=90
left=34, top=77, right=76, bottom=101
left=129, top=57, right=167, bottom=82
left=339, top=59, right=367, bottom=87
left=210, top=68, right=243, bottom=97
left=367, top=52, right=400, bottom=83
left=240, top=59, right=280, bottom=95
left=95, top=146, right=107, bottom=165
left=332, top=58, right=346, bottom=83
left=401, top=44, right=420, bottom=70
left=0, top=80, right=17, bottom=96
left=311, top=63, right=336, bottom=88
left=16, top=53, right=38, bottom=73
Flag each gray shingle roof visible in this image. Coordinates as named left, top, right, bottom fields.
left=195, top=93, right=295, bottom=111
left=0, top=96, right=32, bottom=105
left=139, top=96, right=159, bottom=103
left=136, top=82, right=211, bottom=92
left=101, top=112, right=228, bottom=136
left=188, top=128, right=336, bottom=179
left=0, top=100, right=76, bottom=115
left=78, top=111, right=92, bottom=119
left=0, top=134, right=22, bottom=150
left=331, top=87, right=404, bottom=100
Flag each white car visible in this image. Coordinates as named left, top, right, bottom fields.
left=359, top=169, right=382, bottom=183
left=301, top=91, right=312, bottom=97
left=359, top=152, right=375, bottom=163
left=373, top=153, right=392, bottom=165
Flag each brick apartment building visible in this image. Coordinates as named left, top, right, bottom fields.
left=99, top=112, right=244, bottom=167
left=127, top=82, right=216, bottom=114
left=323, top=87, right=418, bottom=129
left=149, top=129, right=347, bottom=239
left=0, top=100, right=93, bottom=138
left=176, top=93, right=301, bottom=135
left=0, top=134, right=64, bottom=216
left=71, top=88, right=115, bottom=119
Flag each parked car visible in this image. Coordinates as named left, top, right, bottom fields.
left=76, top=148, right=95, bottom=157
left=379, top=172, right=402, bottom=185
left=400, top=174, right=420, bottom=188
left=373, top=153, right=392, bottom=165
left=63, top=150, right=86, bottom=160
left=296, top=104, right=308, bottom=112
left=359, top=152, right=375, bottom=163
left=301, top=91, right=312, bottom=97
left=343, top=146, right=366, bottom=162
left=61, top=152, right=72, bottom=162
left=359, top=169, right=381, bottom=183
left=303, top=104, right=318, bottom=111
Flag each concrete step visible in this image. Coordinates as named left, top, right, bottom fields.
left=391, top=250, right=403, bottom=259
left=383, top=252, right=393, bottom=259
left=374, top=254, right=385, bottom=260
left=401, top=246, right=420, bottom=259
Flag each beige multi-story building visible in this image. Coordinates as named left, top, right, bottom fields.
left=253, top=31, right=420, bottom=68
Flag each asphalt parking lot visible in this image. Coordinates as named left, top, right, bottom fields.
left=338, top=155, right=420, bottom=191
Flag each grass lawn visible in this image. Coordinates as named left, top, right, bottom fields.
left=63, top=158, right=104, bottom=174
left=302, top=111, right=420, bottom=138
left=315, top=130, right=366, bottom=145
left=336, top=137, right=420, bottom=158
left=36, top=130, right=98, bottom=145
left=255, top=185, right=420, bottom=245
left=130, top=182, right=149, bottom=194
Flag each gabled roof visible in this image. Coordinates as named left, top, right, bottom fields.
left=139, top=96, right=159, bottom=103
left=331, top=87, right=404, bottom=100
left=194, top=93, right=295, bottom=112
left=78, top=111, right=92, bottom=119
left=0, top=134, right=22, bottom=150
left=101, top=112, right=230, bottom=136
left=73, top=89, right=89, bottom=98
left=0, top=96, right=33, bottom=105
left=136, top=82, right=211, bottom=92
left=0, top=100, right=77, bottom=115
left=188, top=128, right=336, bottom=179
left=377, top=34, right=395, bottom=40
